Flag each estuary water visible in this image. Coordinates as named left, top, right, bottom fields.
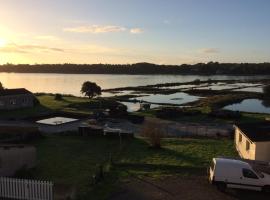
left=0, top=73, right=268, bottom=96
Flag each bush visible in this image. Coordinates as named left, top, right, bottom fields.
left=14, top=165, right=35, bottom=179
left=263, top=85, right=270, bottom=100
left=109, top=104, right=128, bottom=117
left=193, top=79, right=201, bottom=84
left=54, top=93, right=63, bottom=100
left=33, top=97, right=40, bottom=106
left=140, top=120, right=166, bottom=149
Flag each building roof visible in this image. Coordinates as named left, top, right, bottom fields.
left=0, top=88, right=32, bottom=97
left=235, top=122, right=270, bottom=142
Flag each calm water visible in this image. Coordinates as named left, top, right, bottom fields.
left=1, top=73, right=269, bottom=112
left=224, top=99, right=270, bottom=114
left=0, top=73, right=269, bottom=96
left=121, top=102, right=160, bottom=112
left=233, top=87, right=263, bottom=93
left=132, top=92, right=200, bottom=105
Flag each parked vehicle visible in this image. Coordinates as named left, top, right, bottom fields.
left=208, top=157, right=270, bottom=192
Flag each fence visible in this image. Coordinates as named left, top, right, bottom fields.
left=165, top=123, right=233, bottom=137
left=0, top=177, right=53, bottom=200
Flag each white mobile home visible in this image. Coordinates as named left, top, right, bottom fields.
left=234, top=123, right=270, bottom=162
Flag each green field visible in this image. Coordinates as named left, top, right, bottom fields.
left=0, top=94, right=120, bottom=119
left=138, top=106, right=270, bottom=124
left=26, top=136, right=237, bottom=199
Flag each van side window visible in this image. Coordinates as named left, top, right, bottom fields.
left=242, top=168, right=258, bottom=179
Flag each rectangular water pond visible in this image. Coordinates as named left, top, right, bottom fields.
left=36, top=117, right=79, bottom=126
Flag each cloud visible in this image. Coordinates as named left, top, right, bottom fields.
left=0, top=43, right=64, bottom=54
left=0, top=45, right=27, bottom=54
left=130, top=28, right=144, bottom=34
left=63, top=25, right=127, bottom=33
left=64, top=24, right=144, bottom=35
left=35, top=35, right=60, bottom=41
left=199, top=48, right=220, bottom=54
left=74, top=45, right=119, bottom=55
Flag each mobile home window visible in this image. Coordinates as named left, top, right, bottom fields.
left=239, top=134, right=242, bottom=142
left=246, top=141, right=250, bottom=151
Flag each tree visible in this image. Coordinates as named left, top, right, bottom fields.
left=262, top=85, right=270, bottom=107
left=54, top=93, right=63, bottom=101
left=140, top=120, right=166, bottom=149
left=263, top=85, right=270, bottom=97
left=81, top=81, right=101, bottom=99
left=0, top=82, right=3, bottom=90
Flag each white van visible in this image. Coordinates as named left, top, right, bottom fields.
left=208, top=157, right=270, bottom=192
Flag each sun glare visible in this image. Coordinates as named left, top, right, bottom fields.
left=0, top=38, right=7, bottom=47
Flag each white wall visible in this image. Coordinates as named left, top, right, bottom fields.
left=0, top=146, right=36, bottom=176
left=255, top=141, right=270, bottom=161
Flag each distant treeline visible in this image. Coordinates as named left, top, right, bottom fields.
left=1, top=62, right=270, bottom=75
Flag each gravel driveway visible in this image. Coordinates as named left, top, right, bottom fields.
left=109, top=176, right=270, bottom=200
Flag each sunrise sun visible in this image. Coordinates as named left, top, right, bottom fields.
left=0, top=38, right=7, bottom=47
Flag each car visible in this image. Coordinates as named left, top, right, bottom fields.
left=208, top=157, right=270, bottom=192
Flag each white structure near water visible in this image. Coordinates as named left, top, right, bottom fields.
left=36, top=117, right=78, bottom=126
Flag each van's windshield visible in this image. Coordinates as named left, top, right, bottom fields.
left=252, top=167, right=264, bottom=178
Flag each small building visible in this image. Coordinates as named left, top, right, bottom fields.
left=0, top=144, right=36, bottom=176
left=234, top=123, right=270, bottom=162
left=0, top=88, right=35, bottom=110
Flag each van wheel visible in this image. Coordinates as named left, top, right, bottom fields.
left=262, top=185, right=270, bottom=193
left=217, top=182, right=227, bottom=191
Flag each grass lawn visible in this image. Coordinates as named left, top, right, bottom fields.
left=138, top=106, right=270, bottom=124
left=0, top=94, right=121, bottom=119
left=28, top=135, right=237, bottom=199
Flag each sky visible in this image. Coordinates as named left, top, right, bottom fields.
left=0, top=0, right=269, bottom=65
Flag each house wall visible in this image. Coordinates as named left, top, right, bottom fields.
left=0, top=145, right=36, bottom=176
left=0, top=94, right=34, bottom=110
left=0, top=125, right=40, bottom=142
left=254, top=141, right=270, bottom=161
left=235, top=127, right=256, bottom=160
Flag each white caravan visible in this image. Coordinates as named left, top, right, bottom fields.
left=208, top=157, right=270, bottom=192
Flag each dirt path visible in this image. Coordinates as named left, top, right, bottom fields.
left=109, top=176, right=270, bottom=200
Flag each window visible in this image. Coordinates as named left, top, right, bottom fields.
left=239, top=134, right=242, bottom=143
left=246, top=141, right=250, bottom=151
left=10, top=99, right=16, bottom=105
left=242, top=168, right=258, bottom=179
left=22, top=98, right=28, bottom=104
